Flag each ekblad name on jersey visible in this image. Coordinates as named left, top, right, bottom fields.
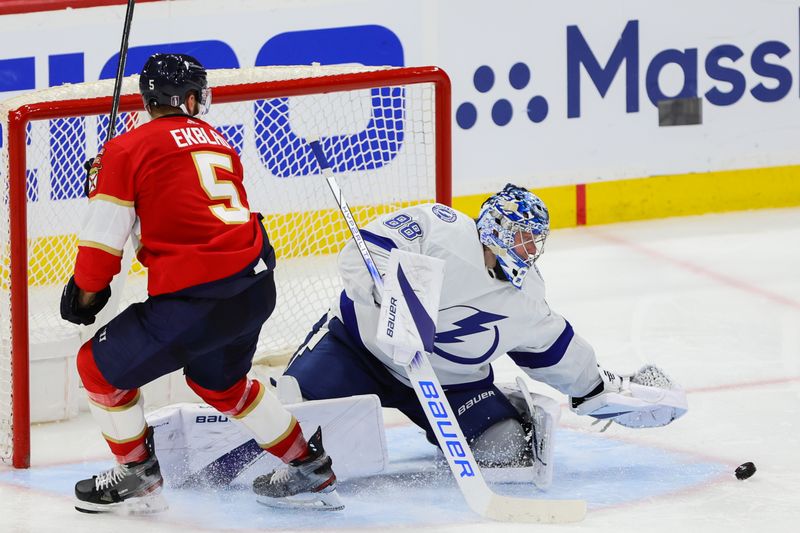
left=75, top=115, right=264, bottom=296
left=334, top=204, right=600, bottom=397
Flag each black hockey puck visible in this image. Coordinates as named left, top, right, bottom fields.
left=735, top=462, right=756, bottom=480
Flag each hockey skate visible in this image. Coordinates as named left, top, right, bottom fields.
left=74, top=427, right=167, bottom=514
left=253, top=426, right=343, bottom=511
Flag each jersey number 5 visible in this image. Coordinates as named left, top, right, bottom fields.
left=192, top=151, right=250, bottom=224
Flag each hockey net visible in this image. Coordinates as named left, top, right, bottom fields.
left=0, top=65, right=451, bottom=467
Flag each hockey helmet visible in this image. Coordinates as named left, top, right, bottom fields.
left=477, top=183, right=550, bottom=289
left=139, top=53, right=211, bottom=115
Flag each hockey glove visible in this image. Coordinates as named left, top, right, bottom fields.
left=84, top=157, right=95, bottom=196
left=570, top=365, right=688, bottom=428
left=60, top=276, right=111, bottom=325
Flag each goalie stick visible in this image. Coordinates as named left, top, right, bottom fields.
left=309, top=140, right=586, bottom=523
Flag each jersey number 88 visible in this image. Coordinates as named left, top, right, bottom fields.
left=383, top=213, right=422, bottom=241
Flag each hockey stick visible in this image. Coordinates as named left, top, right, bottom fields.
left=106, top=0, right=136, bottom=145
left=80, top=0, right=136, bottom=342
left=309, top=140, right=586, bottom=523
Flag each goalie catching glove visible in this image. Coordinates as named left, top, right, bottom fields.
left=60, top=275, right=112, bottom=326
left=570, top=364, right=688, bottom=428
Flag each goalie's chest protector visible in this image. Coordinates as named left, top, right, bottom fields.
left=348, top=204, right=554, bottom=386
left=429, top=220, right=551, bottom=377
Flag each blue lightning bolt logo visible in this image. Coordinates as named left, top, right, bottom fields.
left=433, top=305, right=506, bottom=364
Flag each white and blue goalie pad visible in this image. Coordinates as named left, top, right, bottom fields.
left=146, top=395, right=387, bottom=488
left=489, top=379, right=560, bottom=489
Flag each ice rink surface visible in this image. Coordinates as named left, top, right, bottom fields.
left=2, top=207, right=799, bottom=532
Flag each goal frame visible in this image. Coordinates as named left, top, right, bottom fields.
left=4, top=65, right=452, bottom=468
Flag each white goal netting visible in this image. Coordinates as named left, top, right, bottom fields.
left=0, top=64, right=449, bottom=466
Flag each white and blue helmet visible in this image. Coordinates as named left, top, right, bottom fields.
left=477, top=183, right=550, bottom=289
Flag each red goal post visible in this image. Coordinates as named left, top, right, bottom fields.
left=0, top=64, right=451, bottom=468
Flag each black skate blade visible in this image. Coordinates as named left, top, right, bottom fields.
left=256, top=487, right=344, bottom=512
left=75, top=506, right=102, bottom=514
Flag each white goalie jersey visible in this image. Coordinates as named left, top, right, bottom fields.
left=333, top=203, right=601, bottom=398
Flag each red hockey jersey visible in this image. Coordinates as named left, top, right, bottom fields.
left=75, top=114, right=263, bottom=296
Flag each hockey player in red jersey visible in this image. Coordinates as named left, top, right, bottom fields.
left=60, top=53, right=341, bottom=514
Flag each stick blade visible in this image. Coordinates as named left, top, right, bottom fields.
left=481, top=494, right=587, bottom=523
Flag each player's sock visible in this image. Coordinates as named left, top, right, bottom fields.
left=76, top=340, right=148, bottom=463
left=186, top=376, right=309, bottom=462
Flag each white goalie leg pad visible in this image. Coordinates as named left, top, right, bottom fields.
left=484, top=378, right=560, bottom=489
left=147, top=394, right=387, bottom=488
left=518, top=378, right=560, bottom=489
left=471, top=418, right=528, bottom=467
left=571, top=365, right=688, bottom=428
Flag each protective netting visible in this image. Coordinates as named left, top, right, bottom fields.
left=0, top=65, right=445, bottom=464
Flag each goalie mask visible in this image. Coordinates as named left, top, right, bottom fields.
left=477, top=184, right=550, bottom=289
left=139, top=53, right=211, bottom=116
